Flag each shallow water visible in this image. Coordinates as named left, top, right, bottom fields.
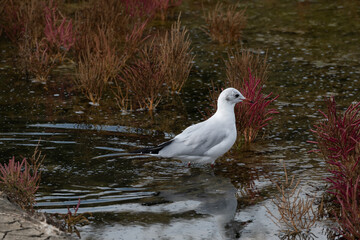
left=1, top=0, right=360, bottom=239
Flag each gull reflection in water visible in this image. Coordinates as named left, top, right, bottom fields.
left=82, top=167, right=247, bottom=240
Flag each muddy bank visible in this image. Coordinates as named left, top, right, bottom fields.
left=0, top=192, right=71, bottom=240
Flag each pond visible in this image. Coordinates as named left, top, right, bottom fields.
left=1, top=0, right=360, bottom=239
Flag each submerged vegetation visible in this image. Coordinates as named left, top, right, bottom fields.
left=266, top=162, right=322, bottom=235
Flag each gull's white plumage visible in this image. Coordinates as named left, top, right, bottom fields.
left=133, top=88, right=247, bottom=164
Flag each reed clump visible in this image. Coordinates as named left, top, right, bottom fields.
left=118, top=41, right=167, bottom=111
left=266, top=162, right=322, bottom=235
left=203, top=3, right=246, bottom=44
left=75, top=28, right=125, bottom=105
left=73, top=0, right=150, bottom=105
left=114, top=18, right=193, bottom=110
left=159, top=16, right=194, bottom=93
left=309, top=98, right=360, bottom=238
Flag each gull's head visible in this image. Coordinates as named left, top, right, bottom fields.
left=218, top=88, right=247, bottom=106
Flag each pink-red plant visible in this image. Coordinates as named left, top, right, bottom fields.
left=234, top=70, right=279, bottom=142
left=335, top=177, right=360, bottom=239
left=0, top=157, right=41, bottom=210
left=209, top=69, right=278, bottom=143
left=309, top=97, right=360, bottom=239
left=44, top=4, right=75, bottom=52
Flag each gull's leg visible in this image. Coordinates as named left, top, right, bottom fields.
left=187, top=162, right=191, bottom=167
left=211, top=163, right=214, bottom=168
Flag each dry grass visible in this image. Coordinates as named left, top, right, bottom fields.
left=75, top=28, right=124, bottom=105
left=114, top=17, right=193, bottom=110
left=18, top=34, right=58, bottom=82
left=266, top=162, right=322, bottom=234
left=118, top=40, right=167, bottom=111
left=203, top=3, right=246, bottom=44
left=226, top=49, right=269, bottom=86
left=159, top=16, right=194, bottom=93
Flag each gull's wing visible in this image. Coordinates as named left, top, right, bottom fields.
left=159, top=118, right=229, bottom=157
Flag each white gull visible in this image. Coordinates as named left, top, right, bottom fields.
left=132, top=88, right=250, bottom=164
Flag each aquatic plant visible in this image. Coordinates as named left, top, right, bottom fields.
left=335, top=177, right=360, bottom=239
left=226, top=49, right=269, bottom=85
left=203, top=3, right=246, bottom=44
left=0, top=146, right=44, bottom=210
left=159, top=16, right=194, bottom=93
left=309, top=97, right=360, bottom=238
left=76, top=28, right=124, bottom=105
left=266, top=162, right=322, bottom=234
left=61, top=198, right=91, bottom=238
left=17, top=33, right=57, bottom=82
left=114, top=17, right=192, bottom=110
left=235, top=70, right=278, bottom=143
left=124, top=20, right=150, bottom=57
left=3, top=0, right=70, bottom=81
left=44, top=4, right=75, bottom=53
left=0, top=0, right=44, bottom=43
left=118, top=41, right=167, bottom=111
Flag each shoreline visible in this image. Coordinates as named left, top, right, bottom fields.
left=0, top=192, right=72, bottom=240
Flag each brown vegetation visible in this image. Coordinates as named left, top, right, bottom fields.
left=114, top=18, right=193, bottom=110
left=266, top=162, right=323, bottom=234
left=118, top=41, right=167, bottom=111
left=160, top=17, right=194, bottom=93
left=203, top=3, right=247, bottom=44
left=75, top=28, right=125, bottom=105
left=226, top=49, right=269, bottom=85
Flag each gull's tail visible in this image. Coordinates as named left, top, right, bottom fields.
left=130, top=140, right=173, bottom=154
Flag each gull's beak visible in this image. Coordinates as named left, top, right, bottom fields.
left=242, top=98, right=254, bottom=104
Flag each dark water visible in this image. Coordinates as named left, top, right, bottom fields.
left=1, top=0, right=360, bottom=239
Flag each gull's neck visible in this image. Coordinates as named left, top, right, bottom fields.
left=214, top=100, right=236, bottom=122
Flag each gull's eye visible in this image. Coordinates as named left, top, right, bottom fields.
left=235, top=93, right=240, bottom=98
